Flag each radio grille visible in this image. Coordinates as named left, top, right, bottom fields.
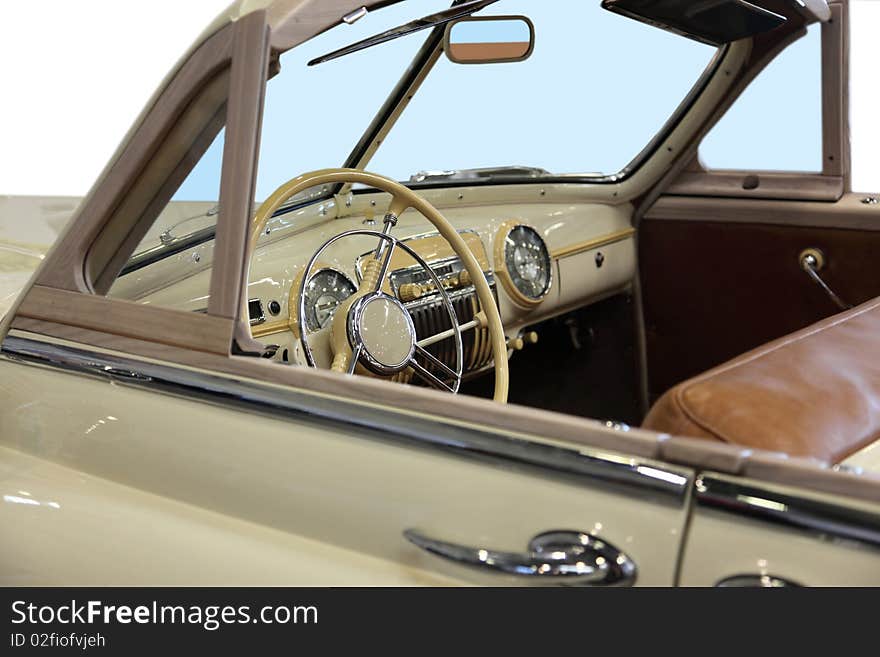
left=407, top=285, right=495, bottom=380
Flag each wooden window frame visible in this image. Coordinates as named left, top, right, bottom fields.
left=14, top=12, right=271, bottom=356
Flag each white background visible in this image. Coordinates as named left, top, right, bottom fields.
left=0, top=1, right=230, bottom=197
left=848, top=0, right=880, bottom=193
left=0, top=0, right=878, bottom=196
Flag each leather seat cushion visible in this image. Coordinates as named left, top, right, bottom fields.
left=643, top=297, right=880, bottom=463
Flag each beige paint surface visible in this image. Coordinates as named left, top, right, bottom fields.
left=680, top=474, right=880, bottom=587
left=0, top=350, right=690, bottom=585
left=0, top=196, right=79, bottom=317
left=0, top=196, right=218, bottom=317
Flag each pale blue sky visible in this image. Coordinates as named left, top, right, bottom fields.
left=701, top=23, right=822, bottom=171
left=174, top=0, right=823, bottom=202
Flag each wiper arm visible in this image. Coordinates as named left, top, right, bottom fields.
left=159, top=204, right=219, bottom=246
left=308, top=0, right=500, bottom=66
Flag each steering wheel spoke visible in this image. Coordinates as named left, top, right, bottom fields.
left=417, top=319, right=481, bottom=349
left=388, top=193, right=411, bottom=220
left=410, top=358, right=457, bottom=393
left=347, top=343, right=364, bottom=375
left=414, top=344, right=460, bottom=382
left=375, top=239, right=396, bottom=289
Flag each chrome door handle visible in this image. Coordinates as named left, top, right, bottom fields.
left=799, top=248, right=852, bottom=311
left=716, top=574, right=801, bottom=587
left=403, top=529, right=637, bottom=586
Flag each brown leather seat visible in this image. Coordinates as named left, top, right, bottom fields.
left=643, top=297, right=880, bottom=463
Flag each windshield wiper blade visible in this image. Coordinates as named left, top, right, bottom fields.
left=308, top=0, right=500, bottom=66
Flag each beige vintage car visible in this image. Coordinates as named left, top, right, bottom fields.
left=1, top=0, right=878, bottom=586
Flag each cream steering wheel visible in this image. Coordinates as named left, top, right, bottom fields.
left=247, top=169, right=509, bottom=403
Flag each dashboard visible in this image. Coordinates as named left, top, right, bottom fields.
left=113, top=187, right=637, bottom=383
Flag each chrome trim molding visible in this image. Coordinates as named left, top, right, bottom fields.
left=1, top=334, right=688, bottom=501
left=696, top=474, right=880, bottom=549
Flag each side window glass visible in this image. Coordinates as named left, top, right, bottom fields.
left=699, top=24, right=822, bottom=172
left=106, top=124, right=225, bottom=311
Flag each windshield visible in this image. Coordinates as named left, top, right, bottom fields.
left=368, top=0, right=716, bottom=181
left=126, top=0, right=716, bottom=265
left=255, top=0, right=455, bottom=201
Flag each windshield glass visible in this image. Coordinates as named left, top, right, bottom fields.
left=255, top=0, right=454, bottom=201
left=126, top=0, right=449, bottom=263
left=368, top=0, right=717, bottom=180
left=128, top=0, right=716, bottom=263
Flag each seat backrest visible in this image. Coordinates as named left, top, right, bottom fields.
left=643, top=297, right=880, bottom=463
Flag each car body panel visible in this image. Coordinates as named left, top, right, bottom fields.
left=0, top=336, right=692, bottom=586
left=0, top=445, right=460, bottom=586
left=680, top=474, right=880, bottom=586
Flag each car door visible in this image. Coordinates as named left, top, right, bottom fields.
left=678, top=469, right=880, bottom=587
left=638, top=0, right=880, bottom=400
left=0, top=330, right=693, bottom=586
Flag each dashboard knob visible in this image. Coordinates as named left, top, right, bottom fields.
left=398, top=283, right=424, bottom=303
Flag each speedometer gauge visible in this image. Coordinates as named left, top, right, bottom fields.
left=303, top=269, right=357, bottom=331
left=495, top=224, right=551, bottom=307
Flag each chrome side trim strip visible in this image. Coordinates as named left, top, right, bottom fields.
left=696, top=474, right=880, bottom=549
left=0, top=334, right=689, bottom=501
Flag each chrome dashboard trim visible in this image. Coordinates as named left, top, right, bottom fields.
left=696, top=473, right=880, bottom=549
left=247, top=298, right=266, bottom=326
left=1, top=333, right=689, bottom=502
left=389, top=255, right=497, bottom=306
left=355, top=228, right=487, bottom=283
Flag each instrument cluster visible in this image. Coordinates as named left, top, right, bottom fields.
left=495, top=223, right=552, bottom=308
left=302, top=268, right=358, bottom=331
left=294, top=224, right=553, bottom=337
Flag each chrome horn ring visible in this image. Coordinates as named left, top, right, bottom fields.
left=297, top=229, right=464, bottom=393
left=346, top=293, right=417, bottom=376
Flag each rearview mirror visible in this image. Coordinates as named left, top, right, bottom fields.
left=444, top=16, right=535, bottom=65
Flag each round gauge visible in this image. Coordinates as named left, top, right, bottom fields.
left=500, top=225, right=551, bottom=304
left=303, top=269, right=357, bottom=331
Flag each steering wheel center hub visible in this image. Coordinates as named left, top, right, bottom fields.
left=348, top=294, right=416, bottom=375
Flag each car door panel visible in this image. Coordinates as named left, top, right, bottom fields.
left=639, top=193, right=880, bottom=398
left=0, top=334, right=693, bottom=586
left=679, top=473, right=880, bottom=586
left=0, top=446, right=461, bottom=586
